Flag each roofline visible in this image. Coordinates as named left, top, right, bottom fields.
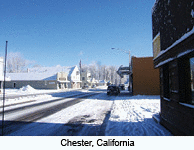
left=152, top=0, right=159, bottom=14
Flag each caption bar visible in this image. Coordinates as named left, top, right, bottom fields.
left=61, top=138, right=135, bottom=147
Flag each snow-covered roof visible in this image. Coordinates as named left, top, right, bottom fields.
left=7, top=66, right=77, bottom=81
left=6, top=72, right=57, bottom=81
left=98, top=80, right=107, bottom=83
left=28, top=65, right=75, bottom=77
left=88, top=78, right=96, bottom=83
left=0, top=76, right=11, bottom=81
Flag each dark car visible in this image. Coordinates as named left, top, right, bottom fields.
left=82, top=85, right=89, bottom=89
left=107, top=85, right=120, bottom=95
left=91, top=84, right=96, bottom=88
left=119, top=84, right=125, bottom=90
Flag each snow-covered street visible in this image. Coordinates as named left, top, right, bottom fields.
left=0, top=86, right=172, bottom=136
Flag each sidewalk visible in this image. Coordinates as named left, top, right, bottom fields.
left=105, top=94, right=172, bottom=136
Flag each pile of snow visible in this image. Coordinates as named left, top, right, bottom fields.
left=0, top=94, right=53, bottom=107
left=18, top=85, right=36, bottom=93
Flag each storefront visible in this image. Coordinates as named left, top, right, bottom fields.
left=152, top=0, right=194, bottom=135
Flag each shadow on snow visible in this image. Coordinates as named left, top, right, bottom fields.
left=0, top=89, right=164, bottom=136
left=0, top=112, right=110, bottom=136
left=0, top=116, right=172, bottom=136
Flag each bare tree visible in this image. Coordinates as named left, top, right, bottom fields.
left=101, top=65, right=106, bottom=81
left=88, top=62, right=97, bottom=79
left=7, top=52, right=28, bottom=73
left=81, top=61, right=120, bottom=84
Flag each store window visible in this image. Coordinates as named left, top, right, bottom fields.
left=163, top=64, right=170, bottom=99
left=178, top=57, right=191, bottom=104
left=190, top=57, right=194, bottom=105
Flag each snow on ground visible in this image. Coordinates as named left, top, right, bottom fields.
left=2, top=86, right=172, bottom=136
left=7, top=92, right=114, bottom=136
left=105, top=95, right=172, bottom=136
left=38, top=93, right=112, bottom=125
left=1, top=86, right=64, bottom=96
left=0, top=94, right=53, bottom=108
left=10, top=93, right=172, bottom=136
left=0, top=86, right=53, bottom=107
left=1, top=85, right=107, bottom=96
left=18, top=85, right=37, bottom=93
left=0, top=85, right=106, bottom=107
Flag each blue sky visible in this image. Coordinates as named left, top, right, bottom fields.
left=0, top=0, right=156, bottom=67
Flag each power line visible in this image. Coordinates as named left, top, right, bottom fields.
left=111, top=48, right=130, bottom=54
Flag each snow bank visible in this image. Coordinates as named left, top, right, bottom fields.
left=0, top=94, right=53, bottom=107
left=18, top=85, right=37, bottom=93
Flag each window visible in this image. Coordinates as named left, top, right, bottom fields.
left=178, top=57, right=192, bottom=104
left=82, top=77, right=85, bottom=81
left=13, top=83, right=16, bottom=88
left=76, top=71, right=79, bottom=75
left=190, top=57, right=194, bottom=104
left=163, top=64, right=170, bottom=99
left=59, top=77, right=66, bottom=81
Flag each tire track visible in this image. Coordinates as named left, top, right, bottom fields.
left=0, top=92, right=92, bottom=114
left=1, top=93, right=99, bottom=135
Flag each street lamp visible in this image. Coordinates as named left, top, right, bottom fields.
left=111, top=48, right=131, bottom=63
left=111, top=48, right=132, bottom=91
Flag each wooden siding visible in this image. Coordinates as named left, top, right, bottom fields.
left=132, top=57, right=160, bottom=95
left=152, top=0, right=194, bottom=135
left=152, top=0, right=194, bottom=51
left=160, top=60, right=194, bottom=135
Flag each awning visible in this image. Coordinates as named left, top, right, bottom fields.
left=57, top=80, right=70, bottom=83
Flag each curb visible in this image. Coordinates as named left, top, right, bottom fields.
left=152, top=113, right=161, bottom=124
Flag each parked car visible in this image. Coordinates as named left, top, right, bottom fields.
left=91, top=84, right=96, bottom=88
left=119, top=84, right=125, bottom=90
left=128, top=85, right=131, bottom=91
left=107, top=85, right=120, bottom=95
left=82, top=85, right=89, bottom=89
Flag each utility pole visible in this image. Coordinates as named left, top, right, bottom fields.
left=79, top=59, right=82, bottom=87
left=112, top=48, right=132, bottom=93
left=2, top=41, right=8, bottom=136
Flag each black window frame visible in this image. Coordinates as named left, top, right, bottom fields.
left=178, top=54, right=193, bottom=105
left=163, top=64, right=170, bottom=99
left=189, top=57, right=194, bottom=105
left=13, top=82, right=16, bottom=88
